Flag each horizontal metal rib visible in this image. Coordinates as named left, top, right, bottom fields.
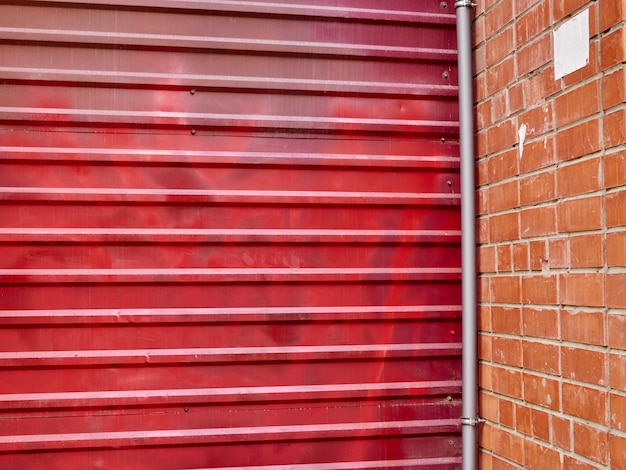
left=191, top=457, right=463, bottom=470
left=0, top=380, right=462, bottom=409
left=0, top=147, right=460, bottom=169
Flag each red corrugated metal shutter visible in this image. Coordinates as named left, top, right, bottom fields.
left=0, top=1, right=461, bottom=468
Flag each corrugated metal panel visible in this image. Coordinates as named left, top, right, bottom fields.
left=0, top=1, right=461, bottom=468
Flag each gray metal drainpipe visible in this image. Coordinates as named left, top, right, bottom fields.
left=455, top=1, right=481, bottom=470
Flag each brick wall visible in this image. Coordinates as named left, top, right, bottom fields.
left=473, top=0, right=626, bottom=468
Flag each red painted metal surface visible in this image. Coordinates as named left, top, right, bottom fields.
left=0, top=0, right=461, bottom=468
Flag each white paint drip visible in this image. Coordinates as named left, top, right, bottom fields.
left=518, top=124, right=527, bottom=159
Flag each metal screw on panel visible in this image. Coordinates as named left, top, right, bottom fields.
left=190, top=88, right=196, bottom=95
left=447, top=180, right=452, bottom=186
left=441, top=1, right=447, bottom=8
left=450, top=330, right=456, bottom=336
left=447, top=395, right=453, bottom=402
left=442, top=71, right=449, bottom=79
left=441, top=137, right=446, bottom=142
left=191, top=129, right=197, bottom=135
left=184, top=406, right=190, bottom=413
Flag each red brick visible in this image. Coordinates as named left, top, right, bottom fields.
left=520, top=170, right=556, bottom=206
left=524, top=67, right=562, bottom=107
left=479, top=274, right=491, bottom=303
left=599, top=0, right=626, bottom=32
left=561, top=309, right=606, bottom=346
left=551, top=415, right=572, bottom=451
left=610, top=433, right=626, bottom=470
left=492, top=91, right=508, bottom=124
left=610, top=353, right=626, bottom=391
left=477, top=128, right=489, bottom=158
left=573, top=422, right=608, bottom=465
left=523, top=307, right=559, bottom=339
left=553, top=0, right=591, bottom=22
left=489, top=180, right=519, bottom=212
left=516, top=403, right=532, bottom=435
left=480, top=362, right=494, bottom=391
left=603, top=69, right=626, bottom=110
left=563, top=456, right=604, bottom=469
left=520, top=205, right=557, bottom=237
left=490, top=212, right=520, bottom=242
left=477, top=100, right=493, bottom=130
left=480, top=391, right=499, bottom=423
left=610, top=392, right=626, bottom=430
left=562, top=346, right=607, bottom=385
left=524, top=440, right=561, bottom=469
left=530, top=408, right=550, bottom=442
left=492, top=306, right=522, bottom=335
left=478, top=451, right=492, bottom=470
left=516, top=1, right=551, bottom=46
left=486, top=26, right=515, bottom=67
left=522, top=274, right=558, bottom=305
left=479, top=305, right=492, bottom=333
left=520, top=102, right=554, bottom=139
left=509, top=83, right=524, bottom=114
left=484, top=0, right=514, bottom=38
left=600, top=27, right=626, bottom=70
left=492, top=455, right=519, bottom=470
left=475, top=73, right=488, bottom=105
left=556, top=157, right=602, bottom=197
left=516, top=32, right=552, bottom=76
left=486, top=56, right=516, bottom=96
left=557, top=195, right=603, bottom=232
left=492, top=366, right=523, bottom=400
left=499, top=398, right=514, bottom=428
left=479, top=333, right=493, bottom=361
left=493, top=336, right=523, bottom=367
left=512, top=242, right=530, bottom=271
left=524, top=372, right=560, bottom=410
left=555, top=118, right=601, bottom=162
left=569, top=233, right=605, bottom=268
left=549, top=237, right=569, bottom=269
left=529, top=240, right=548, bottom=270
left=523, top=341, right=560, bottom=375
left=487, top=119, right=518, bottom=154
left=607, top=190, right=626, bottom=227
left=609, top=313, right=626, bottom=350
left=520, top=135, right=555, bottom=173
left=562, top=383, right=607, bottom=424
left=488, top=149, right=519, bottom=182
left=478, top=217, right=490, bottom=244
left=479, top=245, right=496, bottom=273
left=490, top=275, right=521, bottom=304
left=560, top=273, right=605, bottom=307
left=491, top=426, right=524, bottom=465
left=478, top=187, right=489, bottom=215
left=605, top=109, right=626, bottom=149
left=608, top=274, right=626, bottom=308
left=555, top=80, right=600, bottom=127
left=605, top=150, right=626, bottom=188
left=496, top=243, right=513, bottom=272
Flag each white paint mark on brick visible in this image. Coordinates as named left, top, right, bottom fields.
left=554, top=9, right=590, bottom=80
left=518, top=124, right=527, bottom=158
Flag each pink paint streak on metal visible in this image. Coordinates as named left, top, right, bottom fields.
left=0, top=0, right=461, bottom=468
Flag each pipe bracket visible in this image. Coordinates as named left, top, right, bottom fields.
left=455, top=0, right=477, bottom=8
left=461, top=417, right=485, bottom=427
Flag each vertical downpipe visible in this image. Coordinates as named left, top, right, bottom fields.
left=455, top=1, right=479, bottom=470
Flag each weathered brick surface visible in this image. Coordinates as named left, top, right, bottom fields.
left=475, top=0, right=626, bottom=467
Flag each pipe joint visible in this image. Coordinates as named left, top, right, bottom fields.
left=461, top=417, right=485, bottom=427
left=455, top=0, right=477, bottom=8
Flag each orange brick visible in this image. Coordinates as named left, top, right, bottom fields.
left=553, top=0, right=592, bottom=22
left=557, top=195, right=603, bottom=232
left=478, top=217, right=490, bottom=244
left=569, top=233, right=604, bottom=268
left=562, top=383, right=607, bottom=424
left=531, top=408, right=550, bottom=442
left=477, top=100, right=493, bottom=130
left=560, top=273, right=605, bottom=307
left=561, top=346, right=607, bottom=385
left=607, top=190, right=626, bottom=227
left=488, top=149, right=519, bottom=182
left=600, top=27, right=626, bottom=70
left=523, top=307, right=559, bottom=339
left=610, top=392, right=626, bottom=430
left=493, top=336, right=523, bottom=367
left=490, top=212, right=520, bottom=242
left=610, top=353, right=626, bottom=391
left=492, top=306, right=522, bottom=334
left=573, top=422, right=608, bottom=465
left=608, top=274, right=626, bottom=308
left=563, top=456, right=603, bottom=469
left=486, top=26, right=515, bottom=67
left=605, top=150, right=626, bottom=188
left=520, top=170, right=556, bottom=206
left=480, top=362, right=494, bottom=391
left=599, top=0, right=626, bottom=31
left=521, top=274, right=558, bottom=305
left=555, top=80, right=600, bottom=127
left=479, top=245, right=497, bottom=273
left=480, top=391, right=499, bottom=423
left=602, top=68, right=626, bottom=110
left=484, top=0, right=515, bottom=37
left=556, top=157, right=602, bottom=197
left=549, top=237, right=569, bottom=269
left=551, top=415, right=572, bottom=451
left=523, top=341, right=560, bottom=374
left=529, top=240, right=548, bottom=270
left=524, top=67, right=562, bottom=107
left=513, top=242, right=530, bottom=271
left=519, top=102, right=554, bottom=139
left=516, top=1, right=551, bottom=45
left=492, top=426, right=524, bottom=465
left=605, top=109, right=626, bottom=149
left=479, top=305, right=492, bottom=333
left=609, top=313, right=626, bottom=350
left=561, top=309, right=606, bottom=346
left=499, top=398, right=515, bottom=428
left=487, top=118, right=518, bottom=154
left=496, top=243, right=513, bottom=272
left=516, top=31, right=552, bottom=76
left=489, top=180, right=519, bottom=212
left=516, top=403, right=532, bottom=436
left=555, top=118, right=601, bottom=162
left=486, top=56, right=516, bottom=96
left=520, top=135, right=555, bottom=173
left=509, top=83, right=524, bottom=114
left=524, top=440, right=561, bottom=469
left=524, top=372, right=560, bottom=410
left=610, top=433, right=626, bottom=470
left=492, top=366, right=524, bottom=400
left=479, top=333, right=493, bottom=361
left=491, top=275, right=522, bottom=304
left=520, top=205, right=557, bottom=238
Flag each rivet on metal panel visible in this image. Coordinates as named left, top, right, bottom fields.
left=447, top=395, right=453, bottom=402
left=184, top=407, right=190, bottom=413
left=441, top=137, right=446, bottom=142
left=440, top=2, right=447, bottom=9
left=447, top=180, right=453, bottom=186
left=191, top=129, right=197, bottom=135
left=450, top=330, right=456, bottom=336
left=442, top=71, right=449, bottom=79
left=190, top=89, right=196, bottom=95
